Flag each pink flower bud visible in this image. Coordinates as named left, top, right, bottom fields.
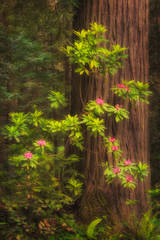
left=125, top=87, right=129, bottom=91
left=37, top=139, right=46, bottom=146
left=115, top=104, right=123, bottom=110
left=96, top=98, right=104, bottom=105
left=126, top=176, right=133, bottom=182
left=117, top=83, right=129, bottom=91
left=113, top=168, right=120, bottom=174
left=24, top=152, right=32, bottom=159
left=112, top=146, right=119, bottom=151
left=109, top=137, right=116, bottom=143
left=117, top=83, right=126, bottom=88
left=124, top=160, right=132, bottom=166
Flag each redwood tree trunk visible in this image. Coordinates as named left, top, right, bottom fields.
left=72, top=0, right=150, bottom=222
left=149, top=0, right=160, bottom=185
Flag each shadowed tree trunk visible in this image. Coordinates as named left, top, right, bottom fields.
left=149, top=0, right=160, bottom=185
left=71, top=0, right=150, bottom=223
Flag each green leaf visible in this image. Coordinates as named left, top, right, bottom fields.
left=87, top=218, right=102, bottom=239
left=48, top=91, right=67, bottom=109
left=80, top=70, right=84, bottom=75
left=84, top=68, right=89, bottom=75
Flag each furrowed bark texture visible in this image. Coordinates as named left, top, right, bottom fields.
left=72, top=0, right=150, bottom=222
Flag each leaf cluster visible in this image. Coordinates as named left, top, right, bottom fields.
left=85, top=100, right=129, bottom=122
left=104, top=160, right=148, bottom=189
left=64, top=22, right=127, bottom=75
left=113, top=80, right=152, bottom=103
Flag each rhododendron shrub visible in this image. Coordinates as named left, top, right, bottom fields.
left=2, top=23, right=151, bottom=238
left=4, top=91, right=149, bottom=192
left=2, top=125, right=83, bottom=238
left=63, top=23, right=151, bottom=189
left=2, top=100, right=84, bottom=238
left=3, top=23, right=151, bottom=192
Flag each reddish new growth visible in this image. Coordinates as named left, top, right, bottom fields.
left=115, top=104, right=123, bottom=110
left=117, top=83, right=129, bottom=91
left=113, top=168, right=120, bottom=174
left=96, top=98, right=104, bottom=105
left=24, top=152, right=32, bottom=159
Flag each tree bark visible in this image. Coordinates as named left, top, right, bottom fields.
left=149, top=0, right=160, bottom=186
left=72, top=0, right=150, bottom=223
